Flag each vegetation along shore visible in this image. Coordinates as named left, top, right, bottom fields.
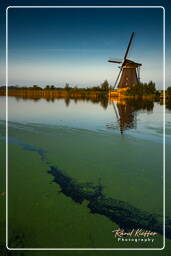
left=0, top=80, right=171, bottom=100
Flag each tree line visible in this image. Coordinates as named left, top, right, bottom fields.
left=0, top=81, right=170, bottom=97
left=0, top=80, right=110, bottom=92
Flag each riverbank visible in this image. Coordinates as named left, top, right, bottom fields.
left=108, top=90, right=158, bottom=100
left=0, top=88, right=107, bottom=99
left=0, top=88, right=170, bottom=103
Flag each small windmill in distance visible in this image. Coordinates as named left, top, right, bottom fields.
left=108, top=32, right=142, bottom=90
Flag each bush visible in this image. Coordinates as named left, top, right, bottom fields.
left=167, top=86, right=171, bottom=97
left=126, top=81, right=156, bottom=96
left=100, top=80, right=109, bottom=91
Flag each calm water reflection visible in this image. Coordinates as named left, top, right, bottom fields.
left=0, top=96, right=171, bottom=141
left=109, top=99, right=154, bottom=134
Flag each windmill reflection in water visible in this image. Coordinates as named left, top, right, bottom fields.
left=109, top=99, right=154, bottom=134
left=112, top=99, right=136, bottom=134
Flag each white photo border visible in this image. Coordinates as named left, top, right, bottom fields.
left=5, top=5, right=166, bottom=251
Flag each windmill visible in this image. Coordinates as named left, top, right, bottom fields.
left=108, top=32, right=142, bottom=89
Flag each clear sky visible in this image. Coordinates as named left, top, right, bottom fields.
left=0, top=0, right=170, bottom=89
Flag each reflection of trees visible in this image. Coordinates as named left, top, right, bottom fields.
left=74, top=98, right=78, bottom=104
left=125, top=98, right=154, bottom=112
left=63, top=94, right=108, bottom=109
left=33, top=98, right=41, bottom=102
left=166, top=99, right=171, bottom=111
left=3, top=86, right=112, bottom=112
left=11, top=94, right=107, bottom=109
left=45, top=98, right=55, bottom=102
left=64, top=97, right=70, bottom=107
left=100, top=97, right=108, bottom=109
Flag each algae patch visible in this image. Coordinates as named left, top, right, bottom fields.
left=48, top=165, right=171, bottom=239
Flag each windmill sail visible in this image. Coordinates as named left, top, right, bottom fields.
left=123, top=32, right=135, bottom=61
left=108, top=58, right=122, bottom=64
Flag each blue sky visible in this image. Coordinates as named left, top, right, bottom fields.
left=0, top=0, right=170, bottom=89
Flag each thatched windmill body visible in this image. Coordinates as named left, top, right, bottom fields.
left=108, top=32, right=142, bottom=89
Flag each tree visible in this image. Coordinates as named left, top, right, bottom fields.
left=126, top=81, right=156, bottom=96
left=146, top=81, right=156, bottom=94
left=64, top=83, right=70, bottom=90
left=167, top=86, right=171, bottom=97
left=32, top=85, right=39, bottom=89
left=74, top=86, right=78, bottom=90
left=101, top=80, right=109, bottom=91
left=45, top=85, right=50, bottom=90
left=50, top=85, right=55, bottom=90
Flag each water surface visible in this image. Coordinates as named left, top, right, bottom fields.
left=0, top=96, right=171, bottom=249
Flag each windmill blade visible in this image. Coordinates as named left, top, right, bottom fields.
left=112, top=101, right=120, bottom=120
left=114, top=68, right=122, bottom=89
left=108, top=58, right=123, bottom=64
left=123, top=32, right=135, bottom=61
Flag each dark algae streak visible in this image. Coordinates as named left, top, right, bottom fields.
left=48, top=165, right=104, bottom=203
left=0, top=136, right=47, bottom=161
left=48, top=165, right=171, bottom=239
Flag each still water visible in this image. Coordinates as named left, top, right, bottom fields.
left=2, top=96, right=171, bottom=141
left=0, top=96, right=171, bottom=251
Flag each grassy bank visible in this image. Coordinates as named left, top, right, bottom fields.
left=0, top=88, right=108, bottom=99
